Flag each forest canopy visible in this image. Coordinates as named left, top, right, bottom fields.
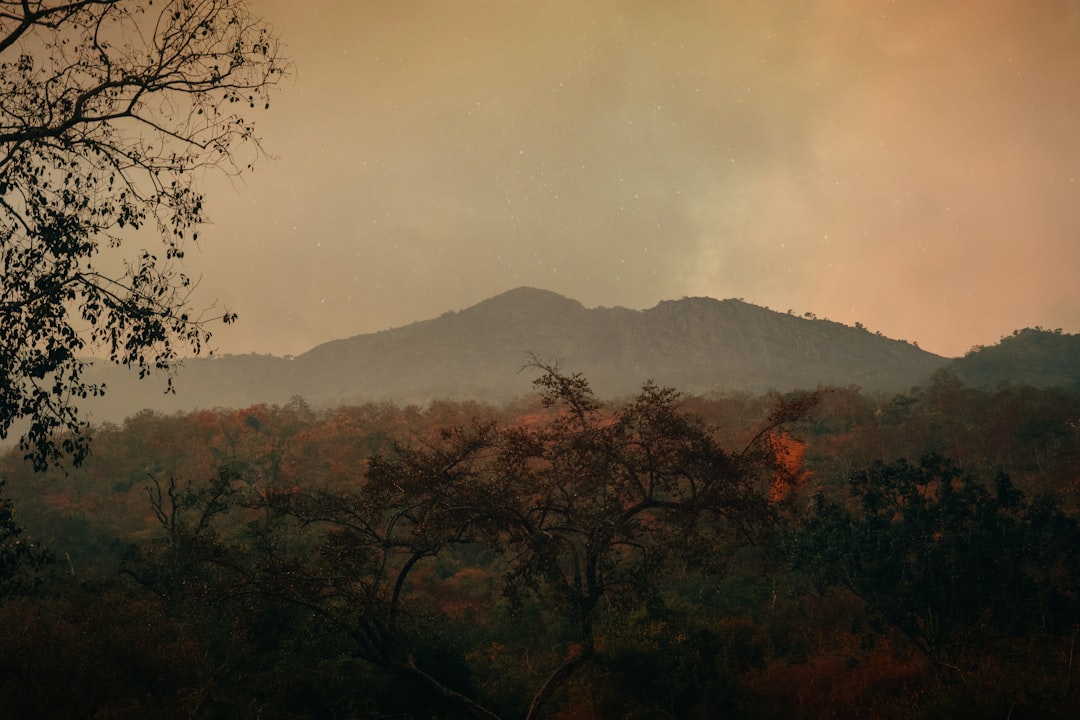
left=0, top=368, right=1077, bottom=718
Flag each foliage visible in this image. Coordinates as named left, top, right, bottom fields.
left=800, top=373, right=1080, bottom=506
left=0, top=0, right=287, bottom=469
left=111, top=366, right=808, bottom=720
left=789, top=454, right=1080, bottom=671
left=0, top=479, right=52, bottom=598
left=956, top=327, right=1080, bottom=389
left=1, top=377, right=1079, bottom=717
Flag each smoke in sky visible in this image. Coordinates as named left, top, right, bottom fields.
left=186, top=0, right=1080, bottom=358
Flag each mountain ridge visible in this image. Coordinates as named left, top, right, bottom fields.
left=74, top=287, right=955, bottom=423
left=74, top=287, right=1080, bottom=425
left=295, top=287, right=946, bottom=402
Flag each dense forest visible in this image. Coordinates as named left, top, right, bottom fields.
left=1, top=365, right=1078, bottom=719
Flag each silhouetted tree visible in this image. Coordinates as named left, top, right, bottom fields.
left=0, top=0, right=287, bottom=469
left=181, top=364, right=816, bottom=719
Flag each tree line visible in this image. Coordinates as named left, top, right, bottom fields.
left=0, top=366, right=1078, bottom=718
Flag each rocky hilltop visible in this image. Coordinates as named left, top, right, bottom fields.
left=295, top=287, right=948, bottom=403
left=81, top=287, right=956, bottom=422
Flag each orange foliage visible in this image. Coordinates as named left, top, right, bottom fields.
left=769, top=431, right=811, bottom=502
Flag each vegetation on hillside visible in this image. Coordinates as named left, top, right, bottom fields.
left=955, top=328, right=1080, bottom=389
left=0, top=367, right=1078, bottom=718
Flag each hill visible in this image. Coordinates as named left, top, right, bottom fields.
left=294, top=287, right=948, bottom=402
left=80, top=287, right=951, bottom=422
left=949, top=328, right=1080, bottom=389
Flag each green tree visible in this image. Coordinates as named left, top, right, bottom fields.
left=0, top=0, right=287, bottom=469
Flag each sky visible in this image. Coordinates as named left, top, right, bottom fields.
left=183, top=0, right=1080, bottom=359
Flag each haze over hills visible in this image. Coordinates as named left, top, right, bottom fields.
left=78, top=287, right=944, bottom=423
left=76, top=286, right=1076, bottom=425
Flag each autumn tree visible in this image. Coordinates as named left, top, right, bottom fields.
left=479, top=369, right=772, bottom=718
left=157, top=365, right=814, bottom=719
left=0, top=0, right=287, bottom=469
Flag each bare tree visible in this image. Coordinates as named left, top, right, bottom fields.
left=0, top=0, right=287, bottom=468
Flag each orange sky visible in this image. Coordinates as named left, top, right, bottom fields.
left=184, top=0, right=1080, bottom=359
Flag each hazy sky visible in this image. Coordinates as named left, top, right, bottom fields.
left=184, top=0, right=1080, bottom=359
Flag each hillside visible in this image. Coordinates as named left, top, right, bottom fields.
left=295, top=288, right=948, bottom=401
left=949, top=328, right=1080, bottom=389
left=80, top=287, right=950, bottom=423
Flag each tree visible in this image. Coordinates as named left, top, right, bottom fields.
left=0, top=0, right=287, bottom=469
left=0, top=479, right=53, bottom=599
left=483, top=368, right=782, bottom=719
left=789, top=454, right=1080, bottom=674
left=149, top=365, right=814, bottom=719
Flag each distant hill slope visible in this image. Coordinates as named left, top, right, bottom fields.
left=81, top=286, right=951, bottom=422
left=947, top=328, right=1080, bottom=389
left=294, top=287, right=947, bottom=403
